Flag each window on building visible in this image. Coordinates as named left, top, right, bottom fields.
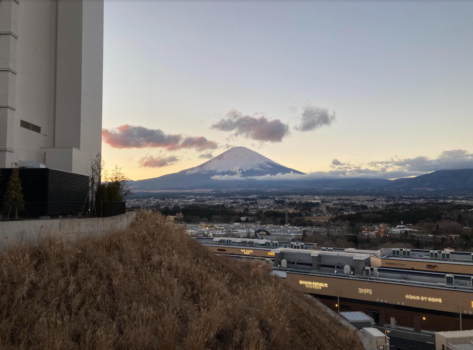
left=20, top=120, right=41, bottom=134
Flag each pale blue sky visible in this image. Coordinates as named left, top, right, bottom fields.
left=102, top=0, right=473, bottom=180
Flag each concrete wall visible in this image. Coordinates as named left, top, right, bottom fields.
left=0, top=0, right=19, bottom=167
left=0, top=212, right=136, bottom=249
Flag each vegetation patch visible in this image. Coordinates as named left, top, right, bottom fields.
left=0, top=212, right=361, bottom=350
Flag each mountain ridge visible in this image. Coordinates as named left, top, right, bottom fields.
left=130, top=148, right=473, bottom=192
left=385, top=169, right=473, bottom=191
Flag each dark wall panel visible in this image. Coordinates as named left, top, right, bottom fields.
left=0, top=168, right=89, bottom=218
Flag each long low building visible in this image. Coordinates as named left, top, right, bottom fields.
left=197, top=237, right=473, bottom=332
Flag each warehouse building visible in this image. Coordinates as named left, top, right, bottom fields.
left=200, top=237, right=473, bottom=332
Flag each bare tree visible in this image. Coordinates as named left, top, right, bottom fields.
left=88, top=156, right=132, bottom=217
left=88, top=153, right=104, bottom=215
left=108, top=165, right=133, bottom=200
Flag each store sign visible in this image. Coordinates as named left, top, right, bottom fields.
left=405, top=295, right=442, bottom=303
left=299, top=280, right=328, bottom=290
left=358, top=288, right=373, bottom=295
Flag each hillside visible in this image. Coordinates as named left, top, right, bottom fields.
left=386, top=169, right=473, bottom=191
left=0, top=212, right=362, bottom=350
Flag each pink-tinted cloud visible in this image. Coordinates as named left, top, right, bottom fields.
left=169, top=136, right=218, bottom=152
left=102, top=125, right=181, bottom=149
left=211, top=110, right=289, bottom=143
left=102, top=125, right=218, bottom=152
left=139, top=155, right=179, bottom=168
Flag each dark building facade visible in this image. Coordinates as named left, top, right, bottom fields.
left=0, top=168, right=89, bottom=218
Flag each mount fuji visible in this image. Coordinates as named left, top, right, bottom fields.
left=186, top=147, right=303, bottom=177
left=129, top=147, right=473, bottom=193
left=131, top=147, right=304, bottom=191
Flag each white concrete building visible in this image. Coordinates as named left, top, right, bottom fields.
left=436, top=330, right=473, bottom=350
left=0, top=0, right=103, bottom=175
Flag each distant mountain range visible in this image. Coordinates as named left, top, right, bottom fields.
left=130, top=147, right=473, bottom=193
left=385, top=169, right=473, bottom=191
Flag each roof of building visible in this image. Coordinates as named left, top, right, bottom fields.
left=437, top=330, right=473, bottom=339
left=340, top=312, right=374, bottom=323
left=382, top=256, right=473, bottom=267
left=274, top=248, right=371, bottom=259
left=448, top=344, right=473, bottom=350
left=361, top=327, right=384, bottom=337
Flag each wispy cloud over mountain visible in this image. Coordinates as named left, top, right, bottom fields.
left=198, top=153, right=214, bottom=159
left=211, top=110, right=289, bottom=143
left=295, top=105, right=336, bottom=132
left=325, top=150, right=473, bottom=179
left=168, top=136, right=218, bottom=152
left=213, top=149, right=473, bottom=181
left=367, top=150, right=473, bottom=174
left=102, top=125, right=218, bottom=152
left=139, top=155, right=179, bottom=168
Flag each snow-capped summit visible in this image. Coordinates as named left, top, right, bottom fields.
left=186, top=147, right=302, bottom=176
left=131, top=147, right=304, bottom=191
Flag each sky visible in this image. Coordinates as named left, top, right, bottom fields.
left=102, top=0, right=473, bottom=181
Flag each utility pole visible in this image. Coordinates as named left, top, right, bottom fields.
left=285, top=200, right=288, bottom=225
left=337, top=290, right=340, bottom=314
left=460, top=305, right=463, bottom=331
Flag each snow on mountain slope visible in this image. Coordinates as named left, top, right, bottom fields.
left=185, top=147, right=303, bottom=175
left=130, top=147, right=305, bottom=191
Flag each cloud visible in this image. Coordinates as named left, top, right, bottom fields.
left=213, top=169, right=387, bottom=181
left=295, top=105, right=336, bottom=132
left=367, top=150, right=473, bottom=174
left=139, top=155, right=179, bottom=168
left=322, top=150, right=472, bottom=179
left=102, top=125, right=218, bottom=152
left=213, top=149, right=473, bottom=181
left=198, top=153, right=214, bottom=159
left=102, top=125, right=181, bottom=149
left=211, top=174, right=247, bottom=181
left=211, top=110, right=289, bottom=143
left=169, top=136, right=218, bottom=152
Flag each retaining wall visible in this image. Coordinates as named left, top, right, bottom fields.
left=0, top=212, right=136, bottom=249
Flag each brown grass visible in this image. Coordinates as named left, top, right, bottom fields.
left=0, top=212, right=363, bottom=350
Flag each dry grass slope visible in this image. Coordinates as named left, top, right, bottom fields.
left=0, top=212, right=363, bottom=350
